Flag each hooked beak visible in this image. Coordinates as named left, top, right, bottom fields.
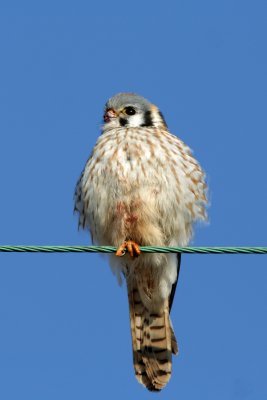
left=103, top=108, right=117, bottom=123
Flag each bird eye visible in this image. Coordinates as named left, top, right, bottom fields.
left=125, top=106, right=136, bottom=116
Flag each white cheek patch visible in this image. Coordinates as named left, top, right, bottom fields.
left=128, top=113, right=144, bottom=127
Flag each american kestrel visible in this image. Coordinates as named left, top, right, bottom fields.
left=74, top=93, right=207, bottom=391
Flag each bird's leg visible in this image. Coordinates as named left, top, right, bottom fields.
left=116, top=240, right=141, bottom=258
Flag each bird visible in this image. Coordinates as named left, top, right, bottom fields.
left=74, top=93, right=208, bottom=391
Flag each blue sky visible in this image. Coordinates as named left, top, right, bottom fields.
left=0, top=1, right=267, bottom=398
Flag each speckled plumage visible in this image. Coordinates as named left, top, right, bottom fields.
left=74, top=93, right=207, bottom=391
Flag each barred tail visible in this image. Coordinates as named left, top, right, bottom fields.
left=127, top=278, right=178, bottom=392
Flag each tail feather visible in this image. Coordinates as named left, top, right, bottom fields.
left=127, top=277, right=178, bottom=391
left=170, top=323, right=179, bottom=355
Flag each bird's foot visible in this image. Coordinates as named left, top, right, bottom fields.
left=116, top=240, right=141, bottom=258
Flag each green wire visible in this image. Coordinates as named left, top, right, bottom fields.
left=0, top=246, right=267, bottom=254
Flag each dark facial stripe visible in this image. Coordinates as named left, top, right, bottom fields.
left=141, top=110, right=153, bottom=127
left=158, top=111, right=168, bottom=127
left=119, top=118, right=128, bottom=126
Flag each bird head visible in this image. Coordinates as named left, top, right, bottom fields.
left=103, top=93, right=167, bottom=130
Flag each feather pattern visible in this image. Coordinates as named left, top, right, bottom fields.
left=127, top=270, right=178, bottom=391
left=74, top=93, right=208, bottom=391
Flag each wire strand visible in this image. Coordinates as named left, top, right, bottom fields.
left=0, top=246, right=267, bottom=254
